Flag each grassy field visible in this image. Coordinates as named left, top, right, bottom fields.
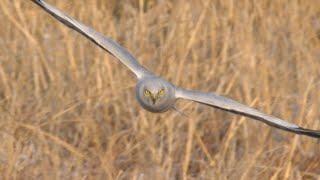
left=0, top=0, right=319, bottom=179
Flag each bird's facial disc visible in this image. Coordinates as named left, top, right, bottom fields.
left=143, top=88, right=166, bottom=105
left=136, top=77, right=175, bottom=113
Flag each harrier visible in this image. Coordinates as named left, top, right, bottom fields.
left=31, top=0, right=320, bottom=138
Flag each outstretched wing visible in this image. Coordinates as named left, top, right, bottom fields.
left=175, top=87, right=320, bottom=138
left=31, top=0, right=153, bottom=79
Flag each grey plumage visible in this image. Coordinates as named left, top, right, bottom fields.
left=30, top=0, right=320, bottom=138
left=136, top=77, right=176, bottom=113
left=31, top=0, right=152, bottom=79
left=175, top=88, right=320, bottom=138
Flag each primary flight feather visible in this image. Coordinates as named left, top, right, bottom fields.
left=30, top=0, right=320, bottom=138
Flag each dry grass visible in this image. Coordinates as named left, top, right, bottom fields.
left=0, top=0, right=319, bottom=179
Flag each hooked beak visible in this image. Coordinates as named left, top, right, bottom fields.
left=151, top=96, right=157, bottom=105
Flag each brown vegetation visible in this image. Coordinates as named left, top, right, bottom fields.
left=0, top=0, right=319, bottom=179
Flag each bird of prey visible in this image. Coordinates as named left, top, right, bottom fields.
left=30, top=0, right=320, bottom=138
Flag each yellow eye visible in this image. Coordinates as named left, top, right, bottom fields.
left=144, top=89, right=151, bottom=96
left=158, top=89, right=165, bottom=96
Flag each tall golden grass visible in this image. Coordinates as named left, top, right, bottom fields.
left=0, top=0, right=319, bottom=179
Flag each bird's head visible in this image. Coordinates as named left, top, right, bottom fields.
left=136, top=77, right=176, bottom=113
left=143, top=87, right=166, bottom=105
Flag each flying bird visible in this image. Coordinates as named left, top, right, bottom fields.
left=30, top=0, right=320, bottom=138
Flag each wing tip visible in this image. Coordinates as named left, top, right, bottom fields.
left=294, top=127, right=320, bottom=138
left=31, top=0, right=45, bottom=6
left=31, top=0, right=42, bottom=3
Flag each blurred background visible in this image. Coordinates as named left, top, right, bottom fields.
left=0, top=0, right=319, bottom=179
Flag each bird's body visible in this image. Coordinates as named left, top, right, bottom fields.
left=30, top=0, right=320, bottom=138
